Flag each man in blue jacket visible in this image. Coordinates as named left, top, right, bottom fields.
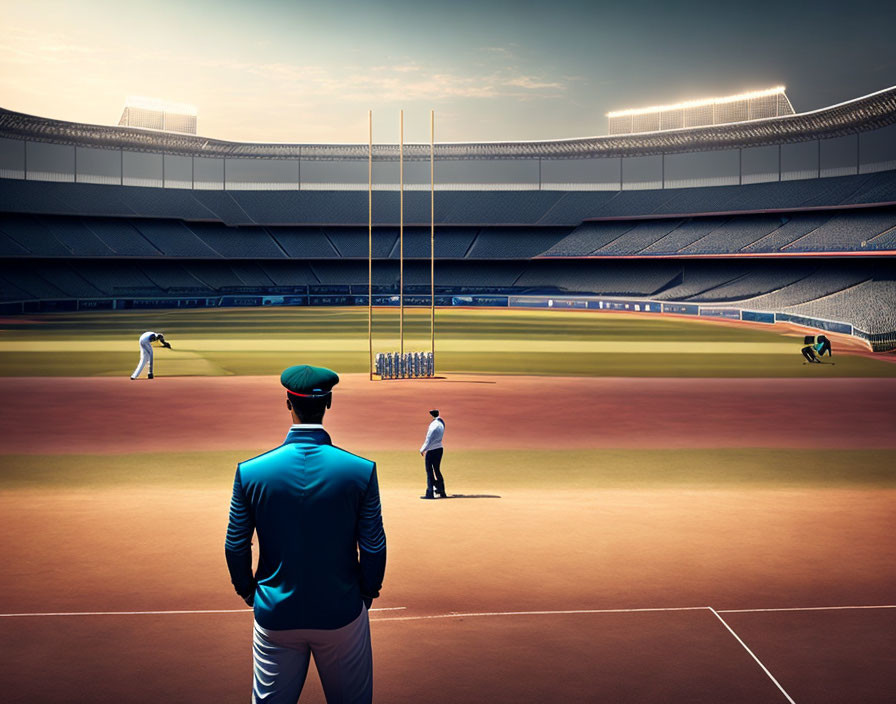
left=225, top=365, right=386, bottom=703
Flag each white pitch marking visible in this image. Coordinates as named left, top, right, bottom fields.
left=370, top=606, right=707, bottom=622
left=2, top=604, right=890, bottom=620
left=718, top=605, right=896, bottom=614
left=708, top=607, right=796, bottom=704
left=0, top=606, right=406, bottom=618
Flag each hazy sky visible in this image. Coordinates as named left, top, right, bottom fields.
left=1, top=0, right=894, bottom=143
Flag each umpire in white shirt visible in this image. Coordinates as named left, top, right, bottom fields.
left=419, top=409, right=447, bottom=499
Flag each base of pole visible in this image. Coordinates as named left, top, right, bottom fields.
left=375, top=351, right=434, bottom=379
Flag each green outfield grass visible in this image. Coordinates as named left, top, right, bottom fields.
left=2, top=448, right=895, bottom=490
left=1, top=307, right=893, bottom=377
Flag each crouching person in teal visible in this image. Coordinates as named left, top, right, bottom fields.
left=225, top=365, right=386, bottom=704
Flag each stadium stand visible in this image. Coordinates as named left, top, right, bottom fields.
left=228, top=262, right=276, bottom=287
left=651, top=263, right=753, bottom=300
left=327, top=228, right=396, bottom=258
left=737, top=268, right=874, bottom=309
left=536, top=208, right=896, bottom=256
left=432, top=261, right=524, bottom=287
left=186, top=222, right=284, bottom=258
left=641, top=217, right=731, bottom=254
left=868, top=223, right=896, bottom=249
left=139, top=262, right=210, bottom=292
left=542, top=222, right=637, bottom=256
left=678, top=216, right=785, bottom=254
left=464, top=228, right=569, bottom=258
left=739, top=215, right=831, bottom=253
left=258, top=261, right=320, bottom=286
left=192, top=191, right=257, bottom=225
left=120, top=187, right=216, bottom=220
left=0, top=228, right=29, bottom=256
left=536, top=192, right=620, bottom=225
left=87, top=218, right=162, bottom=256
left=39, top=216, right=115, bottom=256
left=39, top=266, right=107, bottom=298
left=2, top=170, right=894, bottom=226
left=430, top=228, right=478, bottom=258
left=268, top=228, right=339, bottom=258
left=1, top=87, right=895, bottom=348
left=782, top=210, right=896, bottom=252
left=0, top=274, right=32, bottom=300
left=515, top=261, right=681, bottom=295
left=387, top=228, right=429, bottom=259
left=0, top=214, right=71, bottom=256
left=684, top=266, right=816, bottom=302
left=0, top=266, right=70, bottom=299
left=132, top=220, right=222, bottom=257
left=78, top=261, right=163, bottom=296
left=182, top=263, right=249, bottom=290
left=783, top=278, right=896, bottom=334
left=592, top=220, right=685, bottom=255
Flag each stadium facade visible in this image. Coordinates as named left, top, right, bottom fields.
left=0, top=86, right=894, bottom=350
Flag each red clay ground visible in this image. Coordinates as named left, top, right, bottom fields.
left=1, top=374, right=895, bottom=702
left=1, top=486, right=894, bottom=703
left=2, top=374, right=896, bottom=453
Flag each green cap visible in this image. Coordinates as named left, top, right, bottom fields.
left=280, top=365, right=339, bottom=398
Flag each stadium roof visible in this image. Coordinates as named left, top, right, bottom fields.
left=1, top=86, right=894, bottom=161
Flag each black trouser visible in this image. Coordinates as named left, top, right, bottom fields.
left=801, top=346, right=817, bottom=362
left=425, top=448, right=446, bottom=497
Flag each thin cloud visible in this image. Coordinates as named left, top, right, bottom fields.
left=505, top=76, right=565, bottom=90
left=40, top=43, right=97, bottom=54
left=190, top=58, right=568, bottom=102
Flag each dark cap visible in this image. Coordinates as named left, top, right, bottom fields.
left=430, top=409, right=439, bottom=417
left=281, top=365, right=339, bottom=398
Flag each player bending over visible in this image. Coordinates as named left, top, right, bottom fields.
left=130, top=331, right=172, bottom=380
left=801, top=334, right=832, bottom=364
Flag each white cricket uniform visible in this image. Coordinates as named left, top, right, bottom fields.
left=130, top=331, right=160, bottom=379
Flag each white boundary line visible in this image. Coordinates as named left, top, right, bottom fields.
left=708, top=607, right=796, bottom=704
left=718, top=605, right=896, bottom=614
left=368, top=603, right=896, bottom=623
left=1, top=604, right=893, bottom=619
left=370, top=606, right=706, bottom=622
left=0, top=606, right=407, bottom=618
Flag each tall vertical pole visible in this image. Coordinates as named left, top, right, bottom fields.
left=399, top=110, right=404, bottom=356
left=368, top=110, right=373, bottom=381
left=430, top=109, right=435, bottom=370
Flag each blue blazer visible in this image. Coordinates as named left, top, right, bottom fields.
left=225, top=426, right=386, bottom=630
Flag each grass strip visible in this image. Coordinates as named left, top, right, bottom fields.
left=2, top=449, right=895, bottom=491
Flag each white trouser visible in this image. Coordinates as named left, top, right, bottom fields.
left=252, top=606, right=372, bottom=704
left=130, top=342, right=154, bottom=379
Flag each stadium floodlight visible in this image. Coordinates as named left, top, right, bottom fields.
left=606, top=86, right=787, bottom=118
left=123, top=96, right=198, bottom=116
left=119, top=96, right=198, bottom=135
left=606, top=86, right=794, bottom=135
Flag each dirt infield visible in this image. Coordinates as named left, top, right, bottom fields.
left=2, top=374, right=895, bottom=454
left=1, top=486, right=894, bottom=702
left=1, top=373, right=894, bottom=702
